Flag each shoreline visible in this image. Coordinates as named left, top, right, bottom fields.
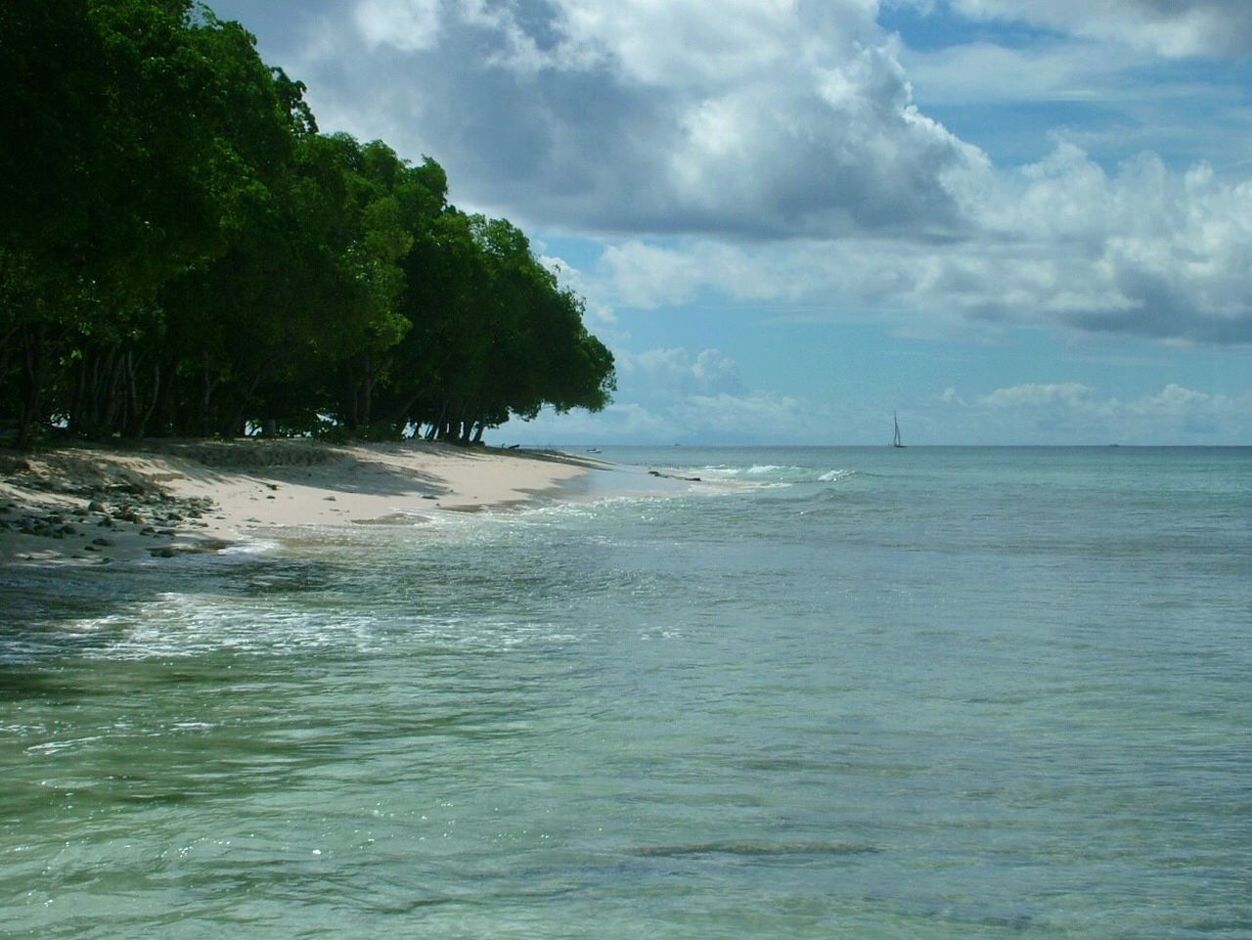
left=0, top=440, right=605, bottom=568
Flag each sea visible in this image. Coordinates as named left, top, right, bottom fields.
left=1, top=446, right=1249, bottom=938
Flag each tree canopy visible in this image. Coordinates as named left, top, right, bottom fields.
left=0, top=0, right=614, bottom=446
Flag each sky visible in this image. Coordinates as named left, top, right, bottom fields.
left=209, top=0, right=1252, bottom=445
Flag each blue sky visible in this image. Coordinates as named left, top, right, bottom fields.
left=211, top=0, right=1252, bottom=444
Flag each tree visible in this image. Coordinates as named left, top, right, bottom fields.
left=0, top=0, right=117, bottom=443
left=0, top=0, right=613, bottom=446
left=0, top=0, right=316, bottom=440
left=381, top=212, right=614, bottom=442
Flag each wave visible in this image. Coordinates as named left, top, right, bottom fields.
left=673, top=464, right=858, bottom=486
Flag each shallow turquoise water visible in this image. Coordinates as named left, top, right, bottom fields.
left=2, top=447, right=1250, bottom=937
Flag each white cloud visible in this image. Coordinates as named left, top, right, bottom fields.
left=691, top=350, right=740, bottom=392
left=979, top=382, right=1095, bottom=408
left=285, top=0, right=987, bottom=239
left=502, top=376, right=1249, bottom=444
left=934, top=381, right=1248, bottom=443
left=587, top=143, right=1252, bottom=344
left=499, top=388, right=823, bottom=445
left=538, top=253, right=618, bottom=331
left=946, top=0, right=1252, bottom=58
left=902, top=39, right=1148, bottom=106
left=673, top=391, right=814, bottom=439
left=353, top=0, right=442, bottom=52
left=218, top=0, right=1252, bottom=346
left=600, top=243, right=706, bottom=310
left=616, top=347, right=744, bottom=399
left=500, top=344, right=827, bottom=443
left=1129, top=383, right=1217, bottom=416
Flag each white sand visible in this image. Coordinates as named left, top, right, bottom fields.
left=0, top=440, right=598, bottom=566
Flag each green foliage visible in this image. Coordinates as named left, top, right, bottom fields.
left=0, top=0, right=613, bottom=446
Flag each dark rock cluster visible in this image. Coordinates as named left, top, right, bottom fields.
left=0, top=485, right=216, bottom=563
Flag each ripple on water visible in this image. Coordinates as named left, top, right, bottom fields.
left=2, top=446, right=1250, bottom=938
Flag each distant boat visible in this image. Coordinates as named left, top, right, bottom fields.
left=891, top=412, right=906, bottom=449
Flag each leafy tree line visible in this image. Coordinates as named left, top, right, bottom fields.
left=0, top=0, right=614, bottom=447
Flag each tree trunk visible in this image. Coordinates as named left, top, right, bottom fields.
left=361, top=369, right=375, bottom=429
left=200, top=353, right=220, bottom=437
left=15, top=323, right=46, bottom=449
left=429, top=402, right=448, bottom=441
left=123, top=351, right=142, bottom=437
left=227, top=365, right=269, bottom=440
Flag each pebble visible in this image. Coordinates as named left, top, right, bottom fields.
left=5, top=477, right=224, bottom=562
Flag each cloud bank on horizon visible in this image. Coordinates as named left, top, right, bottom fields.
left=219, top=0, right=1252, bottom=442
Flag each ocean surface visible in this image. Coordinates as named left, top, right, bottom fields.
left=1, top=446, right=1249, bottom=938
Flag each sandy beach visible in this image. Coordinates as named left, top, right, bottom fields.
left=0, top=440, right=600, bottom=567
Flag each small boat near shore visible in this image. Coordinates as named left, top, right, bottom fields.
left=891, top=412, right=906, bottom=449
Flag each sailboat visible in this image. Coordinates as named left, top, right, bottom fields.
left=891, top=412, right=905, bottom=449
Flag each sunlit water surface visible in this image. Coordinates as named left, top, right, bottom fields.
left=2, top=447, right=1249, bottom=938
